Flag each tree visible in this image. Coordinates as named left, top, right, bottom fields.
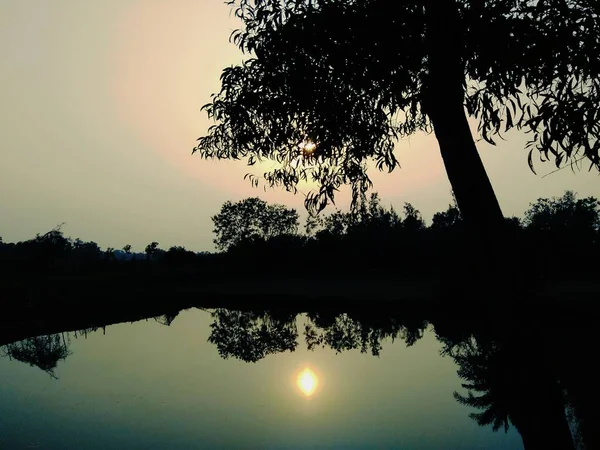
left=523, top=191, right=599, bottom=279
left=162, top=246, right=198, bottom=266
left=432, top=204, right=463, bottom=231
left=145, top=242, right=160, bottom=261
left=72, top=239, right=101, bottom=262
left=524, top=191, right=600, bottom=234
left=448, top=336, right=575, bottom=450
left=207, top=309, right=298, bottom=363
left=104, top=247, right=115, bottom=260
left=212, top=197, right=299, bottom=251
left=305, top=311, right=426, bottom=356
left=1, top=334, right=71, bottom=379
left=122, top=244, right=132, bottom=254
left=401, top=203, right=426, bottom=232
left=194, top=0, right=599, bottom=241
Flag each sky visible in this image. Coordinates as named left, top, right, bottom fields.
left=1, top=0, right=598, bottom=252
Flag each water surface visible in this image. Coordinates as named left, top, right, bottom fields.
left=0, top=308, right=522, bottom=449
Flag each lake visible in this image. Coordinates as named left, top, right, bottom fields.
left=0, top=307, right=528, bottom=449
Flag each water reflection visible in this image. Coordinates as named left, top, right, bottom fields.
left=1, top=303, right=595, bottom=450
left=1, top=333, right=71, bottom=378
left=442, top=335, right=574, bottom=450
left=208, top=309, right=298, bottom=363
left=296, top=367, right=319, bottom=397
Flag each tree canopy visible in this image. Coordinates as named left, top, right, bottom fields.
left=212, top=197, right=299, bottom=251
left=524, top=190, right=600, bottom=233
left=195, top=0, right=599, bottom=231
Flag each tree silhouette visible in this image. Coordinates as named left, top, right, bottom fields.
left=72, top=239, right=101, bottom=263
left=1, top=334, right=71, bottom=379
left=195, top=0, right=599, bottom=240
left=431, top=203, right=463, bottom=231
left=303, top=311, right=427, bottom=356
left=161, top=246, right=198, bottom=266
left=145, top=242, right=160, bottom=261
left=444, top=335, right=575, bottom=450
left=207, top=309, right=299, bottom=362
left=524, top=191, right=599, bottom=234
left=523, top=191, right=599, bottom=279
left=212, top=197, right=299, bottom=251
left=154, top=311, right=179, bottom=326
left=205, top=308, right=426, bottom=362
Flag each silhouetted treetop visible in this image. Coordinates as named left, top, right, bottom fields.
left=212, top=197, right=299, bottom=251
left=524, top=190, right=600, bottom=233
left=195, top=0, right=599, bottom=223
left=431, top=203, right=463, bottom=230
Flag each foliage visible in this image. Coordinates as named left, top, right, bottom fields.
left=195, top=0, right=600, bottom=212
left=1, top=334, right=70, bottom=379
left=524, top=190, right=600, bottom=233
left=207, top=309, right=298, bottom=362
left=211, top=197, right=299, bottom=251
left=145, top=242, right=160, bottom=261
left=161, top=246, right=198, bottom=266
left=0, top=190, right=597, bottom=280
left=443, top=331, right=578, bottom=450
left=305, top=312, right=427, bottom=356
left=522, top=191, right=600, bottom=279
left=431, top=203, right=463, bottom=230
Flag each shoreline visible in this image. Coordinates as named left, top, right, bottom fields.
left=1, top=274, right=598, bottom=347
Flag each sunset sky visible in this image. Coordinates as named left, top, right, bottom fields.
left=1, top=0, right=598, bottom=252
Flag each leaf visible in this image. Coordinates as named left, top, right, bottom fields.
left=505, top=107, right=513, bottom=132
left=527, top=149, right=537, bottom=175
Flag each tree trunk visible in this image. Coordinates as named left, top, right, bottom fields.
left=423, top=1, right=512, bottom=291
left=513, top=376, right=575, bottom=450
left=423, top=1, right=505, bottom=237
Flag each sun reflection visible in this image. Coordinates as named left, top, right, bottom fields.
left=296, top=367, right=318, bottom=397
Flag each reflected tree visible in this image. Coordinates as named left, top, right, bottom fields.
left=154, top=311, right=180, bottom=326
left=304, top=312, right=427, bottom=356
left=207, top=309, right=299, bottom=363
left=1, top=334, right=71, bottom=379
left=443, top=334, right=575, bottom=450
left=206, top=308, right=427, bottom=361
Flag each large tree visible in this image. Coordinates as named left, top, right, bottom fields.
left=212, top=197, right=300, bottom=251
left=195, top=0, right=599, bottom=240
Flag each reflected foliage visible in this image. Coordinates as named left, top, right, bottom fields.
left=305, top=311, right=427, bottom=356
left=207, top=309, right=298, bottom=363
left=205, top=307, right=428, bottom=361
left=436, top=315, right=597, bottom=450
left=154, top=311, right=180, bottom=326
left=1, top=298, right=598, bottom=449
left=1, top=334, right=71, bottom=378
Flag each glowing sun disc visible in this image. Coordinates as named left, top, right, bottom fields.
left=299, top=140, right=317, bottom=155
left=296, top=368, right=318, bottom=397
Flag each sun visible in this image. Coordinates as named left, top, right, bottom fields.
left=299, top=140, right=317, bottom=156
left=296, top=367, right=318, bottom=397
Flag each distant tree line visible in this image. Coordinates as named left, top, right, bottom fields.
left=0, top=190, right=598, bottom=282
left=210, top=191, right=599, bottom=282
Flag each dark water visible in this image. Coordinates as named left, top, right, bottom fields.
left=0, top=308, right=525, bottom=450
